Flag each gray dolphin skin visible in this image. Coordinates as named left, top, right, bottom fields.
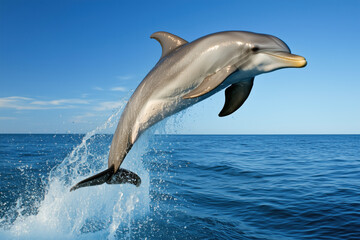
left=70, top=31, right=307, bottom=191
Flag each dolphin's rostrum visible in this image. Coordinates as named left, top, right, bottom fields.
left=70, top=31, right=307, bottom=191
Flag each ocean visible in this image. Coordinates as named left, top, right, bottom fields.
left=0, top=132, right=359, bottom=239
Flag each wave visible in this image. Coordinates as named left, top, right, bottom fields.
left=0, top=104, right=150, bottom=240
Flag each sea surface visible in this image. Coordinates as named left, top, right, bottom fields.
left=0, top=132, right=359, bottom=239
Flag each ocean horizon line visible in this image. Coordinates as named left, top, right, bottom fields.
left=0, top=133, right=359, bottom=136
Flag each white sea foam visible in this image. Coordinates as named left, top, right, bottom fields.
left=0, top=103, right=150, bottom=239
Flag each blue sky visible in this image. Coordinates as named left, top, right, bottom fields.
left=1, top=0, right=359, bottom=134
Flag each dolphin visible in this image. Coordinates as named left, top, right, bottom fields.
left=70, top=31, right=306, bottom=191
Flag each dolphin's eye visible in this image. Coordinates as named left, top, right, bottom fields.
left=252, top=46, right=260, bottom=52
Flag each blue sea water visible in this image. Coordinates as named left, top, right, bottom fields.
left=0, top=131, right=359, bottom=239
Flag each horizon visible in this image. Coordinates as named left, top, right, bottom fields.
left=1, top=0, right=360, bottom=134
left=1, top=133, right=359, bottom=136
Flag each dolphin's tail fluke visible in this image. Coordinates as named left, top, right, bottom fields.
left=70, top=165, right=141, bottom=192
left=70, top=167, right=114, bottom=192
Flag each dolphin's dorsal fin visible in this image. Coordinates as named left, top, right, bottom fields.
left=218, top=77, right=254, bottom=117
left=183, top=66, right=237, bottom=99
left=150, top=31, right=188, bottom=59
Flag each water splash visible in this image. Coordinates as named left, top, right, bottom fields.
left=0, top=103, right=150, bottom=240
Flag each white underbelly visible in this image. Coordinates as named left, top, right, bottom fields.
left=131, top=96, right=194, bottom=143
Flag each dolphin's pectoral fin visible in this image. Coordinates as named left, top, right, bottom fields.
left=150, top=31, right=188, bottom=59
left=183, top=66, right=237, bottom=99
left=106, top=168, right=141, bottom=187
left=70, top=166, right=114, bottom=192
left=219, top=77, right=254, bottom=117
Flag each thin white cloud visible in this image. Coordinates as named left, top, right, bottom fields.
left=0, top=96, right=33, bottom=108
left=6, top=96, right=33, bottom=101
left=94, top=101, right=126, bottom=111
left=0, top=96, right=89, bottom=110
left=72, top=112, right=97, bottom=123
left=0, top=96, right=37, bottom=110
left=110, top=86, right=127, bottom=92
left=31, top=99, right=89, bottom=105
left=93, top=87, right=104, bottom=91
left=0, top=116, right=17, bottom=120
left=116, top=75, right=134, bottom=80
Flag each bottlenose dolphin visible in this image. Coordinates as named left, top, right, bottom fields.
left=70, top=31, right=306, bottom=191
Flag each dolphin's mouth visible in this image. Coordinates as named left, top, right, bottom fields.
left=263, top=51, right=307, bottom=68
